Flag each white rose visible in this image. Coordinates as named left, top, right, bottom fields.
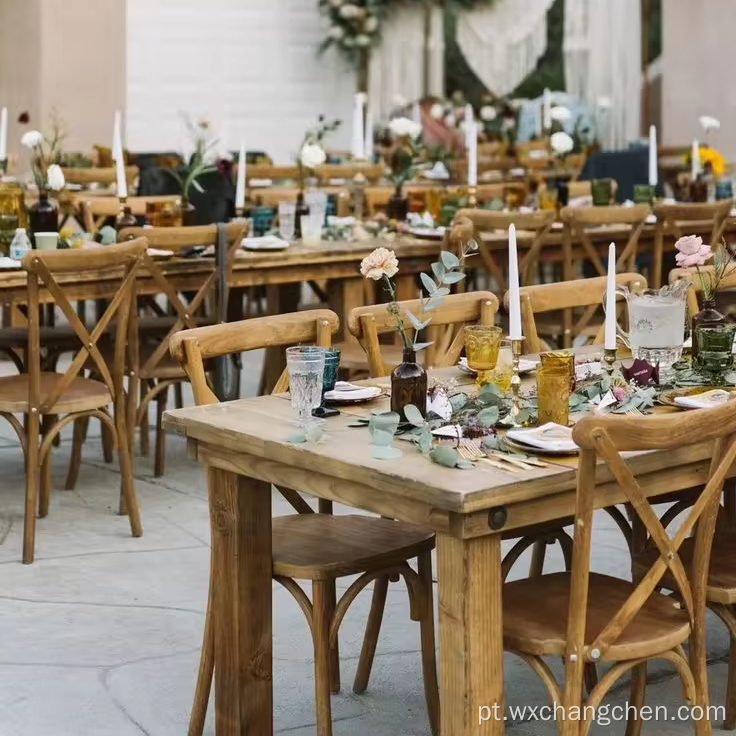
left=430, top=103, right=445, bottom=120
left=364, top=16, right=379, bottom=32
left=550, top=106, right=572, bottom=122
left=700, top=115, right=721, bottom=132
left=339, top=4, right=360, bottom=18
left=299, top=143, right=326, bottom=170
left=355, top=34, right=371, bottom=47
left=445, top=113, right=456, bottom=127
left=21, top=130, right=43, bottom=149
left=480, top=105, right=497, bottom=122
left=46, top=164, right=65, bottom=191
left=388, top=116, right=422, bottom=140
left=550, top=131, right=574, bottom=155
left=597, top=96, right=612, bottom=110
left=327, top=25, right=344, bottom=40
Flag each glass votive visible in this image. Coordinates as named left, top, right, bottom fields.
left=487, top=339, right=514, bottom=394
left=300, top=215, right=323, bottom=247
left=716, top=180, right=734, bottom=201
left=536, top=365, right=571, bottom=426
left=695, top=324, right=736, bottom=374
left=591, top=179, right=613, bottom=206
left=463, top=325, right=503, bottom=389
left=633, top=184, right=654, bottom=205
left=540, top=351, right=575, bottom=391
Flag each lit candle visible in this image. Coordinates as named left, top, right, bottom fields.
left=691, top=139, right=700, bottom=180
left=351, top=93, right=365, bottom=159
left=508, top=224, right=522, bottom=339
left=235, top=142, right=246, bottom=213
left=115, top=149, right=127, bottom=199
left=112, top=110, right=122, bottom=162
left=605, top=243, right=617, bottom=350
left=648, top=125, right=657, bottom=187
left=364, top=104, right=373, bottom=162
left=0, top=107, right=7, bottom=163
left=543, top=88, right=552, bottom=131
left=464, top=103, right=474, bottom=148
left=467, top=117, right=477, bottom=187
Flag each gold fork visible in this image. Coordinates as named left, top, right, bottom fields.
left=458, top=439, right=520, bottom=472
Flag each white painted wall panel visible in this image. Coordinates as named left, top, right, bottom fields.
left=126, top=0, right=353, bottom=160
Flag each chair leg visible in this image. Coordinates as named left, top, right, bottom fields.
left=139, top=379, right=150, bottom=457
left=325, top=579, right=340, bottom=693
left=38, top=414, right=54, bottom=518
left=174, top=382, right=184, bottom=410
left=65, top=417, right=88, bottom=490
left=725, top=638, right=736, bottom=730
left=101, top=420, right=114, bottom=464
left=154, top=384, right=169, bottom=477
left=312, top=579, right=334, bottom=736
left=624, top=662, right=646, bottom=736
left=114, top=401, right=142, bottom=537
left=23, top=415, right=40, bottom=564
left=417, top=551, right=440, bottom=736
left=189, top=574, right=215, bottom=736
left=353, top=575, right=389, bottom=693
left=529, top=539, right=547, bottom=577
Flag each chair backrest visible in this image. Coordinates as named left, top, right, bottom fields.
left=62, top=166, right=138, bottom=188
left=79, top=195, right=180, bottom=233
left=315, top=163, right=384, bottom=185
left=561, top=204, right=650, bottom=277
left=170, top=309, right=339, bottom=515
left=448, top=208, right=556, bottom=289
left=347, top=291, right=499, bottom=377
left=568, top=406, right=736, bottom=661
left=669, top=264, right=736, bottom=317
left=244, top=164, right=300, bottom=183
left=121, top=223, right=247, bottom=379
left=474, top=182, right=529, bottom=206
left=652, top=200, right=733, bottom=288
left=511, top=272, right=647, bottom=353
left=22, top=238, right=146, bottom=413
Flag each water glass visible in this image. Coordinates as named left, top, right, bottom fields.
left=368, top=411, right=402, bottom=460
left=286, top=346, right=326, bottom=426
left=251, top=206, right=275, bottom=236
left=536, top=365, right=571, bottom=426
left=305, top=190, right=328, bottom=226
left=301, top=214, right=323, bottom=247
left=695, top=324, right=736, bottom=374
left=463, top=325, right=503, bottom=389
left=633, top=184, right=654, bottom=205
left=278, top=201, right=296, bottom=241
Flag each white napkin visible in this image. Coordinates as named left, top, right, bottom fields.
left=568, top=196, right=593, bottom=208
left=645, top=213, right=657, bottom=224
left=529, top=149, right=548, bottom=160
left=422, top=161, right=450, bottom=180
left=327, top=216, right=355, bottom=227
left=407, top=211, right=435, bottom=229
left=0, top=257, right=20, bottom=269
left=147, top=248, right=174, bottom=258
left=674, top=389, right=733, bottom=409
left=510, top=167, right=526, bottom=177
left=324, top=383, right=381, bottom=401
left=575, top=361, right=602, bottom=380
left=506, top=423, right=578, bottom=453
left=249, top=178, right=273, bottom=188
left=241, top=235, right=290, bottom=250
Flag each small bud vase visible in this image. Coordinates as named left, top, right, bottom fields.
left=391, top=348, right=427, bottom=422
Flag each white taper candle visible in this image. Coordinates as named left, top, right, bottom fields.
left=351, top=94, right=365, bottom=159
left=648, top=125, right=657, bottom=187
left=691, top=139, right=700, bottom=180
left=115, top=150, right=127, bottom=199
left=508, top=224, right=522, bottom=339
left=235, top=143, right=246, bottom=212
left=467, top=117, right=477, bottom=187
left=364, top=105, right=373, bottom=162
left=112, top=110, right=122, bottom=162
left=0, top=107, right=7, bottom=163
left=543, top=88, right=552, bottom=131
left=605, top=243, right=617, bottom=350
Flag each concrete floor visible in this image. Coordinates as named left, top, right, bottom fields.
left=0, top=354, right=733, bottom=735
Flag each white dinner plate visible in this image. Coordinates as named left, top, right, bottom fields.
left=242, top=236, right=290, bottom=251
left=458, top=357, right=538, bottom=375
left=324, top=385, right=383, bottom=404
left=408, top=227, right=446, bottom=241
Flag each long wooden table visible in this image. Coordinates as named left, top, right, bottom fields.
left=162, top=366, right=722, bottom=736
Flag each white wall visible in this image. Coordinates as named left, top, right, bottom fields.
left=661, top=0, right=736, bottom=158
left=126, top=0, right=354, bottom=161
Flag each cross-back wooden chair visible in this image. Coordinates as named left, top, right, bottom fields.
left=652, top=200, right=733, bottom=289
left=61, top=165, right=138, bottom=189
left=670, top=264, right=736, bottom=321
left=79, top=195, right=179, bottom=233
left=560, top=204, right=650, bottom=281
left=0, top=238, right=146, bottom=563
left=244, top=163, right=300, bottom=183
left=504, top=407, right=736, bottom=736
left=315, top=163, right=384, bottom=185
left=111, top=223, right=246, bottom=477
left=512, top=272, right=647, bottom=353
left=448, top=208, right=556, bottom=290
left=169, top=310, right=439, bottom=736
left=347, top=291, right=499, bottom=376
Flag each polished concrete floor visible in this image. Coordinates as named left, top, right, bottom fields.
left=0, top=355, right=732, bottom=735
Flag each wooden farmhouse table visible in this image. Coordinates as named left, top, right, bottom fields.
left=162, top=365, right=725, bottom=736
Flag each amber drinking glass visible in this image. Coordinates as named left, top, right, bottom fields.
left=488, top=339, right=514, bottom=394
left=540, top=351, right=575, bottom=391
left=536, top=365, right=571, bottom=426
left=464, top=325, right=503, bottom=388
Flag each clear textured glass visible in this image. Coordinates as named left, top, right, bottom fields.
left=278, top=201, right=296, bottom=241
left=537, top=365, right=571, bottom=426
left=286, top=346, right=325, bottom=425
left=695, top=324, right=736, bottom=374
left=463, top=325, right=503, bottom=389
left=305, top=190, right=328, bottom=226
left=300, top=214, right=323, bottom=247
left=488, top=339, right=513, bottom=394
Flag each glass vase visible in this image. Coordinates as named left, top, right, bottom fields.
left=386, top=188, right=409, bottom=221
left=694, top=323, right=736, bottom=375
left=294, top=191, right=310, bottom=238
left=691, top=298, right=727, bottom=360
left=391, top=348, right=427, bottom=422
left=29, top=191, right=58, bottom=244
left=180, top=197, right=197, bottom=226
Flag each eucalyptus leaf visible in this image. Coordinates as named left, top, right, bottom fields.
left=430, top=445, right=462, bottom=468
left=433, top=287, right=451, bottom=298
left=420, top=272, right=437, bottom=295
left=406, top=310, right=431, bottom=331
left=456, top=460, right=475, bottom=470
left=416, top=427, right=433, bottom=454
left=440, top=251, right=460, bottom=269
left=403, top=404, right=426, bottom=427
left=431, top=261, right=446, bottom=281
left=477, top=406, right=500, bottom=428
left=371, top=445, right=403, bottom=460
left=413, top=341, right=433, bottom=351
left=449, top=392, right=468, bottom=411
left=442, top=272, right=466, bottom=284
left=424, top=297, right=444, bottom=311
left=370, top=429, right=395, bottom=446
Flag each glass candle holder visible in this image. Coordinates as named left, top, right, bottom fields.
left=591, top=179, right=613, bottom=206
left=633, top=184, right=654, bottom=205
left=536, top=365, right=572, bottom=426
left=540, top=351, right=575, bottom=391
left=694, top=324, right=736, bottom=374
left=538, top=187, right=558, bottom=211
left=488, top=339, right=514, bottom=394
left=463, top=325, right=503, bottom=389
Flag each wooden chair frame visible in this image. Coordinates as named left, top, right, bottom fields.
left=61, top=165, right=138, bottom=188
left=652, top=200, right=733, bottom=289
left=347, top=291, right=499, bottom=377
left=170, top=310, right=439, bottom=736
left=511, top=272, right=647, bottom=353
left=13, top=239, right=146, bottom=563
left=79, top=195, right=180, bottom=233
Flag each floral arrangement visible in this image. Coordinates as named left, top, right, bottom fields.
left=359, top=240, right=477, bottom=352
left=698, top=146, right=726, bottom=177
left=386, top=116, right=423, bottom=190
left=674, top=234, right=735, bottom=300
left=296, top=115, right=341, bottom=189
left=21, top=113, right=66, bottom=192
left=164, top=116, right=220, bottom=201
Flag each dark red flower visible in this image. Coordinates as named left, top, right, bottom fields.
left=17, top=111, right=30, bottom=124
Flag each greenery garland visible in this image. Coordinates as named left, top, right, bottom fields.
left=318, top=0, right=492, bottom=61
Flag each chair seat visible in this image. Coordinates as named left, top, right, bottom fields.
left=333, top=340, right=408, bottom=377
left=94, top=343, right=186, bottom=381
left=633, top=534, right=736, bottom=605
left=272, top=514, right=435, bottom=580
left=138, top=315, right=215, bottom=335
left=503, top=572, right=690, bottom=661
left=0, top=372, right=111, bottom=413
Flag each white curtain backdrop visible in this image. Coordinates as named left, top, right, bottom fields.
left=369, top=4, right=444, bottom=121
left=564, top=0, right=641, bottom=148
left=456, top=0, right=554, bottom=97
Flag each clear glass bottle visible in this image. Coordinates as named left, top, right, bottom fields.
left=9, top=227, right=32, bottom=261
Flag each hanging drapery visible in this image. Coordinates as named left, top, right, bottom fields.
left=563, top=0, right=641, bottom=149
left=455, top=0, right=554, bottom=97
left=369, top=4, right=444, bottom=122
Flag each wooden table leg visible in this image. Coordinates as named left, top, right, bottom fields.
left=209, top=466, right=273, bottom=736
left=437, top=533, right=504, bottom=736
left=327, top=276, right=365, bottom=343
